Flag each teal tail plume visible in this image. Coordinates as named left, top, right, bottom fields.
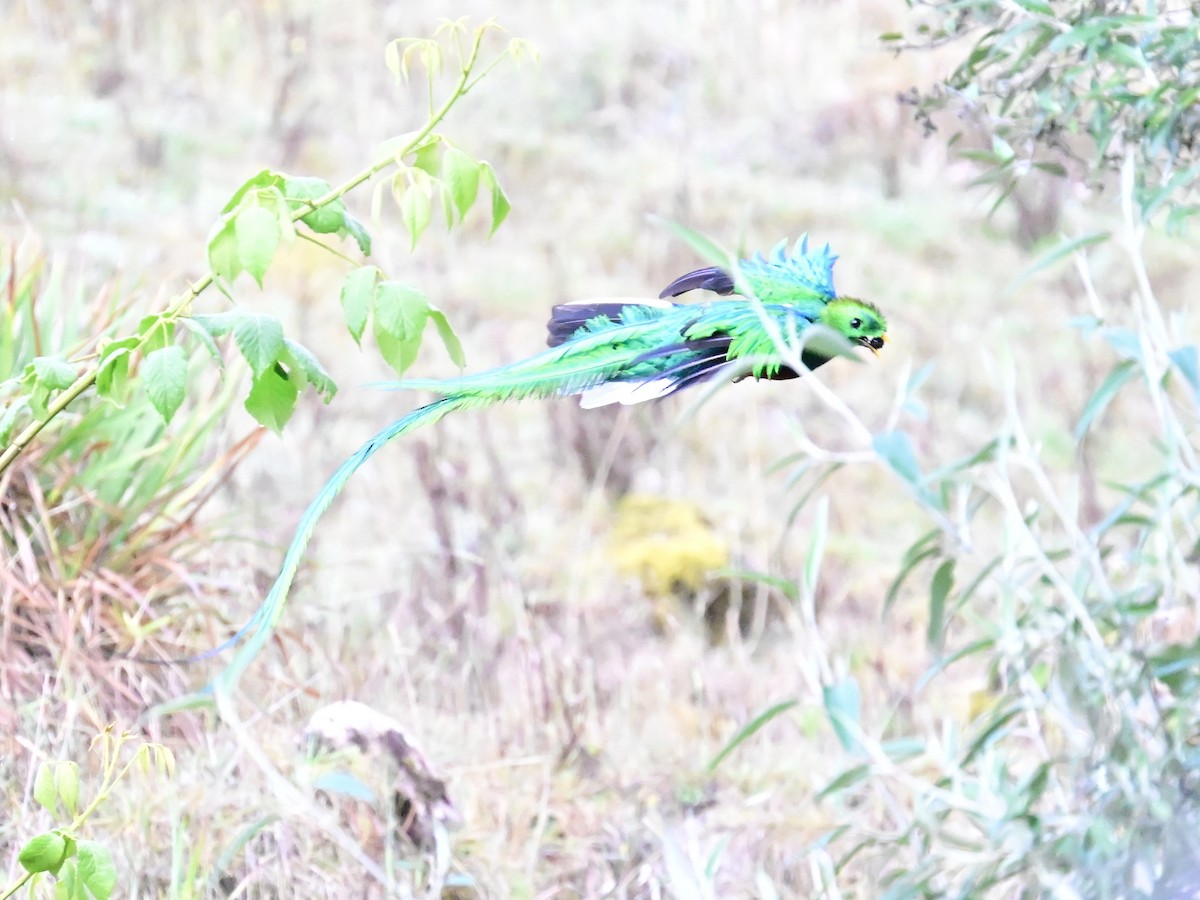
left=187, top=395, right=472, bottom=688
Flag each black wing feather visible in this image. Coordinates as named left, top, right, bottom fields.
left=546, top=303, right=640, bottom=348
left=658, top=266, right=736, bottom=298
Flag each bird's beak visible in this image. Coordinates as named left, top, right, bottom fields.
left=882, top=333, right=890, bottom=343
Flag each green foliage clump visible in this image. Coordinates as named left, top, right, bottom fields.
left=892, top=1, right=1200, bottom=228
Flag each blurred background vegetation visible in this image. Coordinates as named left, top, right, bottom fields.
left=2, top=0, right=1198, bottom=896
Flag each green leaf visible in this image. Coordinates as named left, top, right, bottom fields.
left=441, top=147, right=481, bottom=220
left=652, top=216, right=732, bottom=271
left=19, top=831, right=69, bottom=874
left=1075, top=361, right=1137, bottom=441
left=339, top=213, right=372, bottom=256
left=32, top=356, right=76, bottom=391
left=1007, top=231, right=1111, bottom=292
left=803, top=496, right=829, bottom=595
left=373, top=280, right=429, bottom=376
left=206, top=217, right=242, bottom=286
left=823, top=677, right=862, bottom=754
left=177, top=317, right=223, bottom=362
left=1169, top=345, right=1200, bottom=402
left=479, top=162, right=511, bottom=235
left=427, top=306, right=465, bottom=367
left=284, top=176, right=345, bottom=234
left=142, top=346, right=188, bottom=424
left=232, top=313, right=285, bottom=378
left=873, top=431, right=922, bottom=486
left=400, top=180, right=433, bottom=249
left=928, top=559, right=955, bottom=651
left=75, top=841, right=117, bottom=900
left=707, top=700, right=799, bottom=773
left=340, top=266, right=379, bottom=346
left=816, top=763, right=872, bottom=800
left=283, top=339, right=337, bottom=403
left=54, top=762, right=80, bottom=817
left=33, top=762, right=57, bottom=813
left=235, top=205, right=281, bottom=287
left=245, top=364, right=299, bottom=432
left=221, top=169, right=286, bottom=215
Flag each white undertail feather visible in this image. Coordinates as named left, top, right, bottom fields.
left=578, top=378, right=682, bottom=409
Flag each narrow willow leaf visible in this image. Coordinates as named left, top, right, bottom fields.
left=1007, top=231, right=1110, bottom=292
left=75, top=841, right=117, bottom=900
left=232, top=313, right=285, bottom=378
left=235, top=205, right=281, bottom=287
left=1168, top=345, right=1200, bottom=402
left=652, top=216, right=730, bottom=269
left=823, top=677, right=862, bottom=754
left=31, top=356, right=75, bottom=390
left=707, top=699, right=799, bottom=773
left=283, top=339, right=337, bottom=402
left=428, top=307, right=466, bottom=367
left=873, top=431, right=922, bottom=486
left=928, top=558, right=955, bottom=651
left=142, top=346, right=188, bottom=424
left=1075, top=360, right=1137, bottom=441
left=442, top=147, right=481, bottom=220
left=815, top=763, right=872, bottom=800
left=340, top=266, right=379, bottom=345
left=803, top=496, right=829, bottom=595
left=245, top=364, right=299, bottom=432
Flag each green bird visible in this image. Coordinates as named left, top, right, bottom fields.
left=188, top=235, right=888, bottom=681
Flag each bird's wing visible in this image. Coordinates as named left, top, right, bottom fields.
left=546, top=297, right=675, bottom=347
left=658, top=235, right=839, bottom=308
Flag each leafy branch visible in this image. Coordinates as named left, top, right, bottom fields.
left=0, top=18, right=531, bottom=479
left=1, top=728, right=174, bottom=900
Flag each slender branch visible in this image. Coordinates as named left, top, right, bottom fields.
left=0, top=28, right=494, bottom=480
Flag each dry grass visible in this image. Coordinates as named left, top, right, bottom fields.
left=2, top=0, right=1198, bottom=896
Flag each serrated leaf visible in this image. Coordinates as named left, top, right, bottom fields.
left=373, top=281, right=430, bottom=376
left=177, top=317, right=223, bottom=362
left=206, top=217, right=241, bottom=285
left=54, top=762, right=80, bottom=817
left=339, top=213, right=372, bottom=255
left=19, top=832, right=68, bottom=874
left=32, top=356, right=76, bottom=391
left=400, top=183, right=432, bottom=249
left=340, top=266, right=379, bottom=346
left=232, top=313, right=285, bottom=378
left=441, top=147, right=481, bottom=220
left=221, top=169, right=286, bottom=215
left=823, top=677, right=863, bottom=754
left=283, top=339, right=337, bottom=402
left=235, top=205, right=281, bottom=287
left=411, top=139, right=442, bottom=176
left=75, top=841, right=116, bottom=900
left=479, top=162, right=510, bottom=235
left=142, top=346, right=188, bottom=424
left=284, top=176, right=345, bottom=234
left=427, top=307, right=465, bottom=367
left=928, top=559, right=955, bottom=651
left=245, top=364, right=299, bottom=432
left=33, top=762, right=57, bottom=813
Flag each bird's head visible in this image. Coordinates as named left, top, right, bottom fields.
left=819, top=298, right=889, bottom=355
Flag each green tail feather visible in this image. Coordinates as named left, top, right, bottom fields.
left=207, top=394, right=474, bottom=691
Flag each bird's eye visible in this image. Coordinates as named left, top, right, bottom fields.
left=850, top=318, right=862, bottom=329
